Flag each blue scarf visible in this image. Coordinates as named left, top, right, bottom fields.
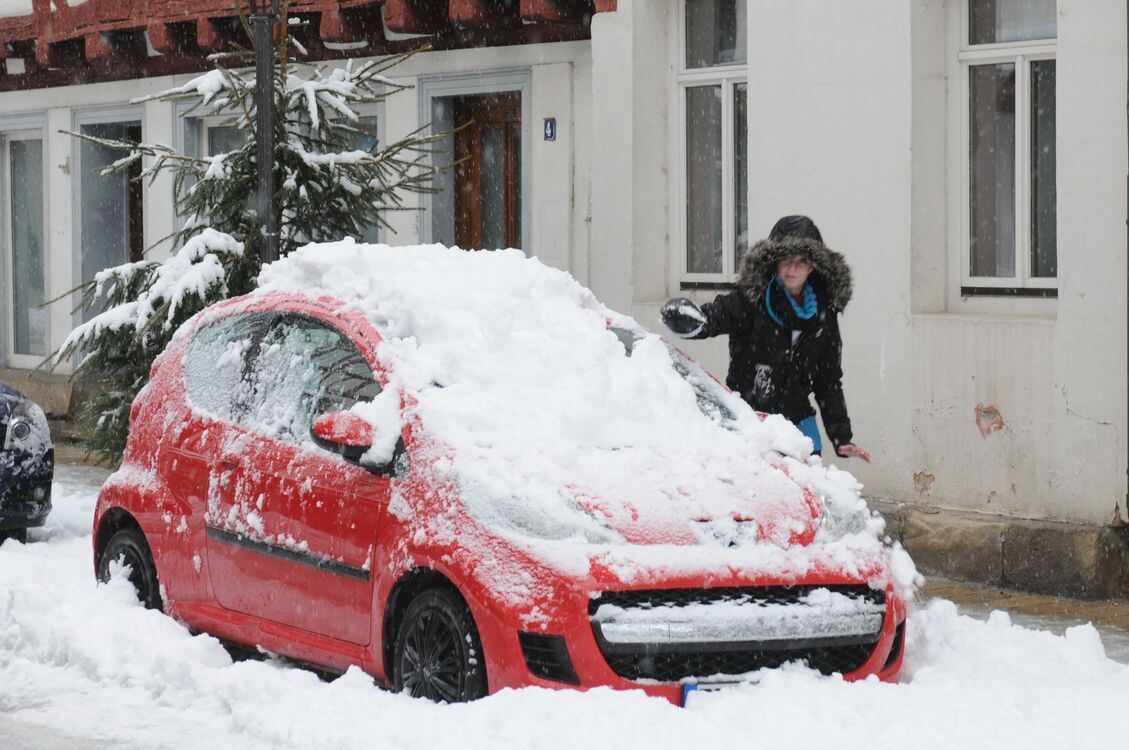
left=764, top=276, right=818, bottom=328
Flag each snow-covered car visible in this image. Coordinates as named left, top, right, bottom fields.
left=93, top=242, right=910, bottom=705
left=0, top=381, right=53, bottom=544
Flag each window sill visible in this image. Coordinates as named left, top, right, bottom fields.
left=960, top=286, right=1057, bottom=298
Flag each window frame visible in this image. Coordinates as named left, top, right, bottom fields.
left=1, top=123, right=49, bottom=369
left=249, top=313, right=382, bottom=447
left=673, top=0, right=748, bottom=289
left=70, top=104, right=145, bottom=331
left=346, top=101, right=386, bottom=245
left=417, top=69, right=531, bottom=249
left=956, top=0, right=1057, bottom=296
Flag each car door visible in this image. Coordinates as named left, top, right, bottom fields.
left=204, top=314, right=391, bottom=646
left=170, top=312, right=273, bottom=567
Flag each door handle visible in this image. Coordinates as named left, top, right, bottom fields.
left=219, top=457, right=239, bottom=472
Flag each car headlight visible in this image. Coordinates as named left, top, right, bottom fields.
left=815, top=494, right=872, bottom=542
left=5, top=398, right=51, bottom=452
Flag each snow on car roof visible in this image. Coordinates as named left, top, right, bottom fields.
left=256, top=241, right=910, bottom=592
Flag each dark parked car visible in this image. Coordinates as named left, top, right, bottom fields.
left=0, top=381, right=53, bottom=544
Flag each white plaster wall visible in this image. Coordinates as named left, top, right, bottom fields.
left=624, top=1, right=1126, bottom=526
left=529, top=62, right=574, bottom=273
left=141, top=99, right=175, bottom=262
left=0, top=40, right=592, bottom=373
left=590, top=0, right=680, bottom=340
left=733, top=1, right=918, bottom=507
left=354, top=41, right=591, bottom=254
left=44, top=108, right=74, bottom=368
left=903, top=0, right=1128, bottom=525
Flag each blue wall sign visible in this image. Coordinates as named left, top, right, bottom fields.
left=543, top=118, right=556, bottom=141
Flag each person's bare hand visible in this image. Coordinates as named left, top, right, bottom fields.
left=836, top=443, right=871, bottom=463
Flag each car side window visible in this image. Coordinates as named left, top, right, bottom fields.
left=184, top=313, right=271, bottom=422
left=245, top=316, right=380, bottom=445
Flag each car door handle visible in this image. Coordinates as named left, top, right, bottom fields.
left=219, top=457, right=239, bottom=472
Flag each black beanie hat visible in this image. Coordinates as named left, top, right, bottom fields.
left=768, top=215, right=823, bottom=244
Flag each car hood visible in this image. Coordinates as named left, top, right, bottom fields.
left=566, top=474, right=821, bottom=549
left=456, top=458, right=823, bottom=552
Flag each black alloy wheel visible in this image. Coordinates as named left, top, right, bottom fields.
left=97, top=527, right=163, bottom=611
left=393, top=588, right=488, bottom=703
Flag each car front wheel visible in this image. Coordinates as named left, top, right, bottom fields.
left=97, top=527, right=163, bottom=611
left=393, top=587, right=487, bottom=702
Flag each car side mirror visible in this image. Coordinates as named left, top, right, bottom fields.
left=311, top=411, right=373, bottom=461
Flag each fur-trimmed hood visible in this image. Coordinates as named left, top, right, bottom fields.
left=736, top=235, right=853, bottom=311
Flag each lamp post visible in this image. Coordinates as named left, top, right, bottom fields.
left=249, top=0, right=280, bottom=264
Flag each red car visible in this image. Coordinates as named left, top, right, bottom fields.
left=94, top=279, right=906, bottom=706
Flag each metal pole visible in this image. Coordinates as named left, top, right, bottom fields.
left=251, top=2, right=279, bottom=264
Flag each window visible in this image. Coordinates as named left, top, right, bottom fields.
left=346, top=114, right=382, bottom=244
left=194, top=113, right=384, bottom=244
left=76, top=118, right=144, bottom=318
left=3, top=130, right=48, bottom=362
left=186, top=313, right=380, bottom=447
left=677, top=0, right=748, bottom=286
left=203, top=123, right=245, bottom=157
left=185, top=313, right=272, bottom=421
left=245, top=316, right=379, bottom=445
left=960, top=0, right=1056, bottom=296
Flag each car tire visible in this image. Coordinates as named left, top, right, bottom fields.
left=97, top=527, right=163, bottom=611
left=393, top=587, right=488, bottom=702
left=0, top=529, right=27, bottom=545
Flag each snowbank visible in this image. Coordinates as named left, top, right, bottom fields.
left=256, top=241, right=904, bottom=589
left=0, top=473, right=1126, bottom=749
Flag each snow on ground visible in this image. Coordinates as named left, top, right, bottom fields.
left=1, top=466, right=1128, bottom=749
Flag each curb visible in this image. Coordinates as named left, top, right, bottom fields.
left=873, top=500, right=1129, bottom=601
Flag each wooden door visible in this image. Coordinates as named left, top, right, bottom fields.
left=453, top=93, right=521, bottom=250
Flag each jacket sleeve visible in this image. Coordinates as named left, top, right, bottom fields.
left=812, top=313, right=853, bottom=448
left=692, top=290, right=748, bottom=339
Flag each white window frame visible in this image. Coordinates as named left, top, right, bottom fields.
left=70, top=105, right=145, bottom=333
left=673, top=0, right=748, bottom=288
left=1, top=124, right=49, bottom=369
left=956, top=0, right=1057, bottom=296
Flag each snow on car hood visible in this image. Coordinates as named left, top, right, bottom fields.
left=256, top=241, right=907, bottom=587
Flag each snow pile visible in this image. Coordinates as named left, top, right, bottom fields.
left=1, top=475, right=1127, bottom=749
left=256, top=241, right=888, bottom=584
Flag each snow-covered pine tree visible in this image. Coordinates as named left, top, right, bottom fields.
left=51, top=19, right=441, bottom=463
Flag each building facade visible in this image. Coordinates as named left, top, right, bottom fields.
left=0, top=1, right=1126, bottom=581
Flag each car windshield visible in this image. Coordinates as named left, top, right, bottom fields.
left=610, top=327, right=737, bottom=425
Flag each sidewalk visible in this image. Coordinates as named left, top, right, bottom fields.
left=921, top=577, right=1129, bottom=662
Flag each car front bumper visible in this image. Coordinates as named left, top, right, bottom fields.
left=475, top=580, right=907, bottom=706
left=0, top=448, right=53, bottom=530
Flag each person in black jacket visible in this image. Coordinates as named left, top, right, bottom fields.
left=661, top=215, right=870, bottom=461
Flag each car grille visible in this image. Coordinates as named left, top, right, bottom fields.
left=589, top=585, right=885, bottom=682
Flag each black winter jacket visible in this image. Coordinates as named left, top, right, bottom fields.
left=693, top=235, right=855, bottom=449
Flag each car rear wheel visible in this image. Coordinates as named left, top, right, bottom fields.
left=393, top=587, right=487, bottom=702
left=98, top=527, right=163, bottom=611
